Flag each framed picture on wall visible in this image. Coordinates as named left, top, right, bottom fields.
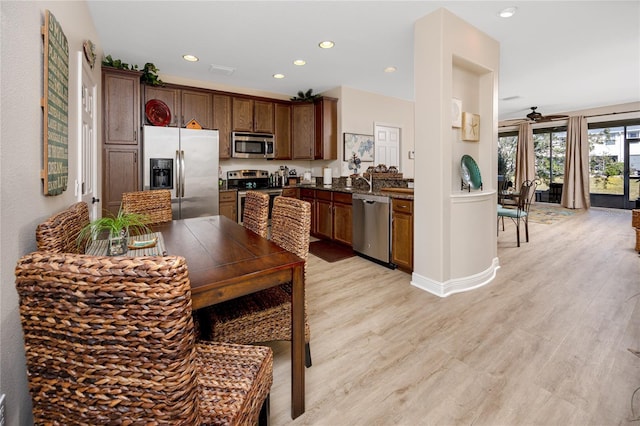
left=462, top=112, right=480, bottom=141
left=343, top=133, right=374, bottom=161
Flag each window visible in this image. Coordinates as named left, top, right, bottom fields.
left=498, top=133, right=517, bottom=183
left=533, top=128, right=566, bottom=191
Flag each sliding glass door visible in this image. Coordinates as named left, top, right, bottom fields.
left=589, top=123, right=640, bottom=209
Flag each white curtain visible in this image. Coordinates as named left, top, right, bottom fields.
left=562, top=116, right=590, bottom=209
left=515, top=122, right=535, bottom=189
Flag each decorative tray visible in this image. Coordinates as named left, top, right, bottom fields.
left=145, top=99, right=171, bottom=126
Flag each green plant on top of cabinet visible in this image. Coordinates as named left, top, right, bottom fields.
left=232, top=97, right=274, bottom=133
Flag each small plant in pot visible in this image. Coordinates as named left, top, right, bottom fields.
left=78, top=208, right=151, bottom=256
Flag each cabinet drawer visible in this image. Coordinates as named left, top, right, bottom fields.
left=300, top=188, right=315, bottom=198
left=281, top=188, right=298, bottom=198
left=219, top=190, right=237, bottom=202
left=333, top=192, right=352, bottom=205
left=392, top=198, right=413, bottom=214
left=316, top=189, right=332, bottom=201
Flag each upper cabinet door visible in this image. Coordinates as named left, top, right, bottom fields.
left=103, top=69, right=141, bottom=145
left=254, top=100, right=274, bottom=133
left=232, top=97, right=254, bottom=132
left=213, top=94, right=232, bottom=158
left=292, top=103, right=314, bottom=159
left=143, top=85, right=180, bottom=127
left=181, top=89, right=212, bottom=129
left=274, top=103, right=291, bottom=159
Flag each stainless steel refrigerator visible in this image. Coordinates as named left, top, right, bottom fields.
left=143, top=125, right=219, bottom=219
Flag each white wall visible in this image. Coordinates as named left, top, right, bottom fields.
left=0, top=2, right=102, bottom=424
left=336, top=86, right=415, bottom=178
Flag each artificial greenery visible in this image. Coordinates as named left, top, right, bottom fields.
left=290, top=89, right=321, bottom=102
left=77, top=208, right=151, bottom=247
left=102, top=55, right=164, bottom=86
left=140, top=62, right=164, bottom=86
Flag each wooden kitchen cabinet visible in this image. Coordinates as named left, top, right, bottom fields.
left=301, top=189, right=352, bottom=244
left=103, top=146, right=139, bottom=217
left=274, top=103, right=292, bottom=159
left=143, top=85, right=179, bottom=127
left=281, top=187, right=298, bottom=198
left=103, top=68, right=141, bottom=145
left=332, top=192, right=352, bottom=245
left=143, top=85, right=212, bottom=129
left=213, top=94, right=232, bottom=158
left=315, top=190, right=333, bottom=240
left=300, top=188, right=316, bottom=234
left=232, top=97, right=274, bottom=133
left=232, top=97, right=254, bottom=132
left=254, top=100, right=274, bottom=133
left=314, top=97, right=338, bottom=160
left=392, top=198, right=413, bottom=272
left=219, top=190, right=237, bottom=222
left=181, top=89, right=212, bottom=129
left=292, top=103, right=314, bottom=159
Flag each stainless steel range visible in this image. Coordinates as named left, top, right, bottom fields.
left=226, top=170, right=282, bottom=225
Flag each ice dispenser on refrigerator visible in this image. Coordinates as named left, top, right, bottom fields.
left=149, top=158, right=173, bottom=190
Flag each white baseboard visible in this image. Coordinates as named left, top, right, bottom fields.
left=410, top=257, right=500, bottom=297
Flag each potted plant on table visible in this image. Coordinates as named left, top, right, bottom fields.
left=78, top=208, right=151, bottom=256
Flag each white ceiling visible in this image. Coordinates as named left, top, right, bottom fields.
left=87, top=1, right=639, bottom=121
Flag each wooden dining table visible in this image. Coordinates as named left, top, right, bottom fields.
left=153, top=215, right=306, bottom=419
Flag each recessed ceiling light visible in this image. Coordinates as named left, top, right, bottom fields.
left=318, top=41, right=335, bottom=49
left=293, top=59, right=306, bottom=66
left=498, top=7, right=517, bottom=18
left=384, top=66, right=397, bottom=73
left=273, top=73, right=285, bottom=79
left=182, top=54, right=199, bottom=62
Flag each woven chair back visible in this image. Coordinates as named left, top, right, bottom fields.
left=122, top=190, right=172, bottom=225
left=271, top=196, right=311, bottom=262
left=36, top=202, right=89, bottom=253
left=15, top=252, right=202, bottom=424
left=243, top=190, right=270, bottom=238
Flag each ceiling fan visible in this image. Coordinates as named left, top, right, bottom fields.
left=501, top=106, right=569, bottom=126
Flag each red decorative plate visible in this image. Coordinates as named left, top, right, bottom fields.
left=145, top=99, right=171, bottom=126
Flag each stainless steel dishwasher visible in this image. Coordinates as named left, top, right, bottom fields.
left=352, top=193, right=394, bottom=268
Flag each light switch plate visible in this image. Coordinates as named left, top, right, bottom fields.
left=408, top=150, right=415, bottom=159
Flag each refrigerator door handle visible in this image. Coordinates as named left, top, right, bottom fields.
left=175, top=150, right=181, bottom=196
left=180, top=150, right=186, bottom=197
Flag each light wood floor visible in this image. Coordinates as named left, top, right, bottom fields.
left=267, top=206, right=640, bottom=425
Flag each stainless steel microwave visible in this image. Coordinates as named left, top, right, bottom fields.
left=231, top=132, right=275, bottom=159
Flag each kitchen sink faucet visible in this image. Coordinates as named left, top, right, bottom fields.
left=357, top=174, right=373, bottom=193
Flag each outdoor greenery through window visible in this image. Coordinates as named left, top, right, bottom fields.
left=497, top=127, right=567, bottom=191
left=589, top=124, right=640, bottom=201
left=499, top=121, right=640, bottom=205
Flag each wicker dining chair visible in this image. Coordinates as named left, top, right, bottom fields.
left=122, top=189, right=173, bottom=225
left=242, top=190, right=270, bottom=238
left=15, top=252, right=273, bottom=425
left=202, top=196, right=313, bottom=367
left=35, top=201, right=90, bottom=253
